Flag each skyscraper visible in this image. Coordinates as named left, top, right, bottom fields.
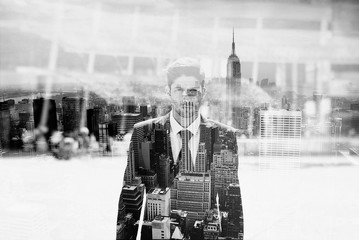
left=140, top=105, right=148, bottom=119
left=153, top=129, right=167, bottom=154
left=226, top=184, right=242, bottom=223
left=123, top=96, right=136, bottom=113
left=226, top=29, right=241, bottom=125
left=140, top=140, right=152, bottom=169
left=62, top=97, right=84, bottom=133
left=87, top=107, right=101, bottom=140
left=194, top=143, right=207, bottom=173
left=112, top=113, right=142, bottom=135
left=211, top=149, right=239, bottom=208
left=157, top=154, right=171, bottom=188
left=0, top=101, right=11, bottom=148
left=33, top=98, right=58, bottom=139
left=124, top=142, right=136, bottom=185
left=146, top=187, right=170, bottom=221
left=171, top=172, right=211, bottom=227
left=19, top=112, right=31, bottom=129
left=259, top=109, right=302, bottom=169
left=98, top=123, right=110, bottom=153
left=153, top=127, right=171, bottom=160
left=226, top=183, right=243, bottom=239
left=199, top=124, right=219, bottom=167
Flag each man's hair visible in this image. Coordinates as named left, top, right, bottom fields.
left=166, top=57, right=205, bottom=88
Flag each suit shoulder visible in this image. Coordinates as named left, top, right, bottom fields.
left=202, top=118, right=239, bottom=133
left=134, top=114, right=169, bottom=129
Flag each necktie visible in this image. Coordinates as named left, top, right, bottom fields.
left=180, top=129, right=193, bottom=172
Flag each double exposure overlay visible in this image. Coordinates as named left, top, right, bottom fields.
left=1, top=1, right=359, bottom=240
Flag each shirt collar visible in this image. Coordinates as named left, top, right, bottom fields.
left=170, top=111, right=201, bottom=136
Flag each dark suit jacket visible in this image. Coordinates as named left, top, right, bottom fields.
left=118, top=112, right=243, bottom=239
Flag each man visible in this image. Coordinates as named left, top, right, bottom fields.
left=117, top=58, right=243, bottom=239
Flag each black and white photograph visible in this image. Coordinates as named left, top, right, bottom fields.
left=0, top=0, right=359, bottom=240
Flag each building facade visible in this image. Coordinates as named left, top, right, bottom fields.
left=62, top=97, right=84, bottom=133
left=171, top=172, right=211, bottom=227
left=33, top=98, right=58, bottom=139
left=146, top=188, right=170, bottom=221
left=0, top=101, right=11, bottom=148
left=259, top=109, right=302, bottom=169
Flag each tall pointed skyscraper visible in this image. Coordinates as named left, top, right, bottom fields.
left=226, top=29, right=241, bottom=126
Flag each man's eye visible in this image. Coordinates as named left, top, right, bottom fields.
left=187, top=89, right=199, bottom=95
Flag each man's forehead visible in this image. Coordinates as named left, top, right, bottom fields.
left=171, top=75, right=201, bottom=87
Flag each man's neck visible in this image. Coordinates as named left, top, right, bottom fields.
left=172, top=109, right=199, bottom=128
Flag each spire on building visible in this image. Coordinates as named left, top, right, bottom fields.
left=232, top=27, right=235, bottom=55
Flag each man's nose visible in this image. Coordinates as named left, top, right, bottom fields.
left=182, top=89, right=188, bottom=96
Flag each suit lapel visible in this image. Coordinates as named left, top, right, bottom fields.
left=163, top=116, right=173, bottom=160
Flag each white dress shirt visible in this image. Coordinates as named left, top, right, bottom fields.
left=169, top=111, right=201, bottom=165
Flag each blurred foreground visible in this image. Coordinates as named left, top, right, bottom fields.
left=0, top=155, right=358, bottom=240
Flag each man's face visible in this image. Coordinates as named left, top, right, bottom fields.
left=169, top=75, right=204, bottom=119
